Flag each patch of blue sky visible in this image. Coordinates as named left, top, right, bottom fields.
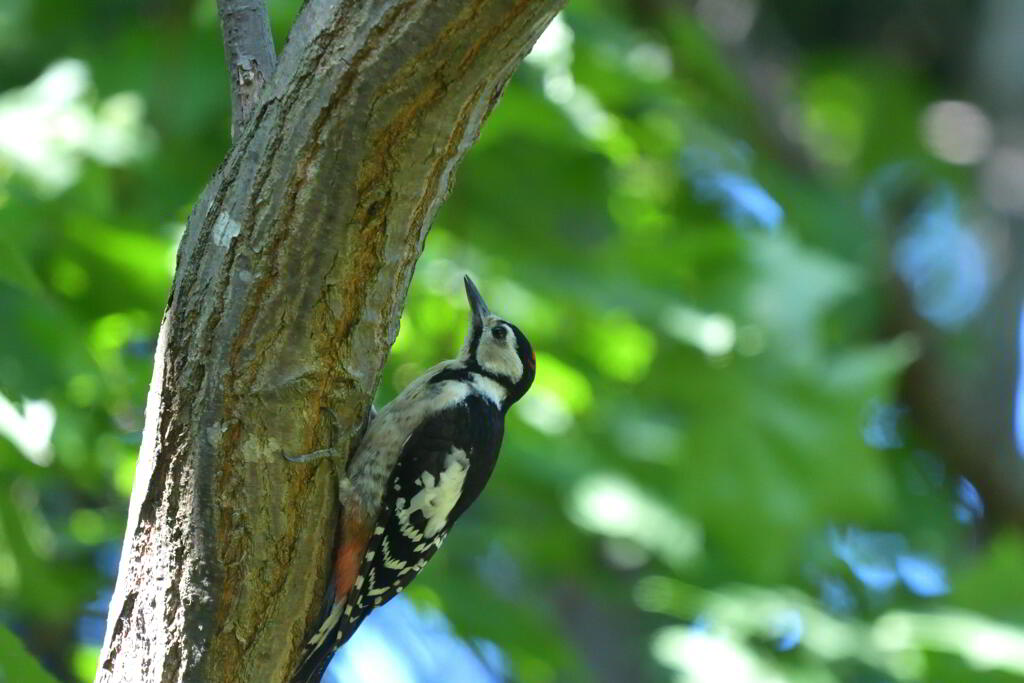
left=1015, top=301, right=1024, bottom=457
left=682, top=142, right=784, bottom=230
left=691, top=170, right=784, bottom=230
left=327, top=596, right=503, bottom=683
left=829, top=527, right=948, bottom=597
left=893, top=190, right=989, bottom=328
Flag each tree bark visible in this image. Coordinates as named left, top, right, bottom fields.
left=96, top=1, right=564, bottom=681
left=216, top=0, right=277, bottom=138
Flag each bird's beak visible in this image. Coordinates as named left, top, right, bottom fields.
left=464, top=275, right=491, bottom=330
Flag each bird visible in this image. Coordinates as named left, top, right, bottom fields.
left=288, top=274, right=536, bottom=683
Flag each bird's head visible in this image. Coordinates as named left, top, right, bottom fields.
left=459, top=275, right=535, bottom=407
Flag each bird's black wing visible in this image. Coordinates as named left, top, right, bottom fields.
left=291, top=394, right=503, bottom=683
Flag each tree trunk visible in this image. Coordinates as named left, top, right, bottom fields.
left=96, top=1, right=563, bottom=681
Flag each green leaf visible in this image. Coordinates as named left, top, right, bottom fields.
left=0, top=242, right=43, bottom=295
left=0, top=624, right=59, bottom=683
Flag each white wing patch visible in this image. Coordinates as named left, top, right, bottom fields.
left=396, top=448, right=469, bottom=540
left=433, top=380, right=471, bottom=409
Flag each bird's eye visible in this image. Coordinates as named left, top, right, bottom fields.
left=491, top=325, right=507, bottom=340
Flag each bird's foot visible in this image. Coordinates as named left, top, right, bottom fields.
left=283, top=447, right=339, bottom=464
left=283, top=407, right=342, bottom=464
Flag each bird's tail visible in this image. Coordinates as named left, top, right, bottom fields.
left=290, top=649, right=333, bottom=683
left=291, top=488, right=370, bottom=682
left=290, top=601, right=351, bottom=683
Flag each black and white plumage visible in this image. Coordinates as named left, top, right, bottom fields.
left=290, top=275, right=535, bottom=683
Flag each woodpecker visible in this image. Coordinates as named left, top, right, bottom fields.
left=289, top=275, right=536, bottom=683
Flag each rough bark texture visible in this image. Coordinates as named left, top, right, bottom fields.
left=217, top=0, right=277, bottom=138
left=97, top=1, right=564, bottom=681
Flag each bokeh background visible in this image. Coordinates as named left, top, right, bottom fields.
left=3, top=1, right=1024, bottom=681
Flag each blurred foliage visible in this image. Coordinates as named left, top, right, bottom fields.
left=1, top=0, right=1023, bottom=682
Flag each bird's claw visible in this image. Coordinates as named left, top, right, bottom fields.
left=282, top=404, right=375, bottom=464
left=282, top=406, right=343, bottom=464
left=283, top=447, right=339, bottom=464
